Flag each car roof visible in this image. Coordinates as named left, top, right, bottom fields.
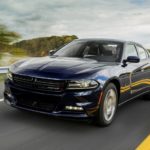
left=75, top=38, right=143, bottom=47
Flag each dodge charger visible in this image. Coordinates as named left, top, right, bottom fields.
left=4, top=39, right=150, bottom=126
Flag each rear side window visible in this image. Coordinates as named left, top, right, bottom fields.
left=124, top=44, right=138, bottom=59
left=136, top=46, right=147, bottom=60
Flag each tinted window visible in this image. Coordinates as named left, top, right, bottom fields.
left=124, top=44, right=138, bottom=58
left=136, top=46, right=147, bottom=60
left=54, top=41, right=123, bottom=62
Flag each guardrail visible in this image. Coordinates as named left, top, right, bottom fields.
left=0, top=67, right=9, bottom=74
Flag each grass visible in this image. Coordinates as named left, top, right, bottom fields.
left=0, top=74, right=6, bottom=82
left=0, top=54, right=2, bottom=60
left=0, top=52, right=28, bottom=67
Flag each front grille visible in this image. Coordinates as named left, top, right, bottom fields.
left=11, top=88, right=61, bottom=112
left=17, top=98, right=56, bottom=112
left=13, top=74, right=66, bottom=92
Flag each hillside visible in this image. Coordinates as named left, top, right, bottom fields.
left=13, top=35, right=78, bottom=56
left=0, top=35, right=78, bottom=66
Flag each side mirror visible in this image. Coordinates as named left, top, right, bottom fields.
left=126, top=56, right=140, bottom=63
left=122, top=56, right=140, bottom=67
left=49, top=50, right=55, bottom=56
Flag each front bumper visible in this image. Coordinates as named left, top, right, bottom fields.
left=4, top=79, right=101, bottom=118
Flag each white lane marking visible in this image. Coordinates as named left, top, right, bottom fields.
left=0, top=98, right=4, bottom=102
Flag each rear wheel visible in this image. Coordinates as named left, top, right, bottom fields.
left=94, top=83, right=118, bottom=126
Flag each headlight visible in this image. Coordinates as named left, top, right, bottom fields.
left=67, top=80, right=99, bottom=90
left=7, top=70, right=13, bottom=81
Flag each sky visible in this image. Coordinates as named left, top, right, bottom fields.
left=0, top=0, right=150, bottom=47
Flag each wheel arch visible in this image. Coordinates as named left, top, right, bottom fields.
left=103, top=77, right=121, bottom=101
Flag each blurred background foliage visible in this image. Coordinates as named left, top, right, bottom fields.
left=0, top=24, right=78, bottom=57
left=13, top=35, right=78, bottom=57
left=0, top=24, right=78, bottom=66
left=0, top=24, right=20, bottom=45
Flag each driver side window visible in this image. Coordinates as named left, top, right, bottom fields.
left=136, top=46, right=147, bottom=60
left=124, top=44, right=138, bottom=59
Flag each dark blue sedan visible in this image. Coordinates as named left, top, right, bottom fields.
left=4, top=39, right=150, bottom=126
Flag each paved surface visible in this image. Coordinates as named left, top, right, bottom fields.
left=0, top=81, right=150, bottom=150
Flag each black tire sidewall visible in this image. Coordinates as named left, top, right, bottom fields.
left=96, top=83, right=118, bottom=126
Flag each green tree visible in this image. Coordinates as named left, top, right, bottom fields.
left=0, top=24, right=21, bottom=45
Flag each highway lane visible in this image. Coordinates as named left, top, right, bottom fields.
left=0, top=80, right=150, bottom=150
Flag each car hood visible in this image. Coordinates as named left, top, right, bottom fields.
left=12, top=57, right=117, bottom=79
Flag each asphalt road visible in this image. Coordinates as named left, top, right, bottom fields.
left=0, top=81, right=150, bottom=150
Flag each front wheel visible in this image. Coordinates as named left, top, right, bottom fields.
left=94, top=83, right=118, bottom=126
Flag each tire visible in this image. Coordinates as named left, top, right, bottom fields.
left=94, top=83, right=118, bottom=126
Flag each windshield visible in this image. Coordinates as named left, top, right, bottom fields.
left=53, top=40, right=123, bottom=62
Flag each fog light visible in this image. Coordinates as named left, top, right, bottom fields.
left=65, top=106, right=83, bottom=111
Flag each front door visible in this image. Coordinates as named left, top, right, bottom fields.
left=123, top=44, right=147, bottom=96
left=131, top=45, right=150, bottom=94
